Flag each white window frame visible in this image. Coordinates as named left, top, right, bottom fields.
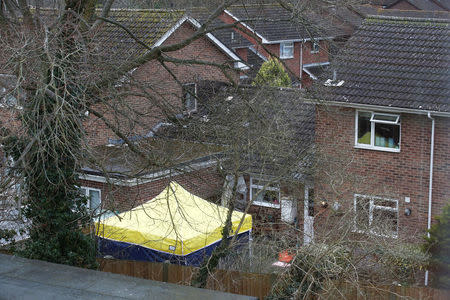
left=311, top=41, right=319, bottom=53
left=280, top=42, right=294, bottom=59
left=355, top=110, right=401, bottom=153
left=182, top=83, right=197, bottom=113
left=80, top=186, right=102, bottom=212
left=249, top=177, right=281, bottom=208
left=353, top=194, right=399, bottom=238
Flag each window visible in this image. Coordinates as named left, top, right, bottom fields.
left=311, top=41, right=319, bottom=53
left=354, top=194, right=398, bottom=237
left=355, top=111, right=400, bottom=151
left=280, top=42, right=294, bottom=59
left=182, top=83, right=197, bottom=112
left=80, top=187, right=101, bottom=215
left=250, top=177, right=280, bottom=208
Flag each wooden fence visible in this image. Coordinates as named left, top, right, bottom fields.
left=321, top=282, right=450, bottom=300
left=97, top=258, right=274, bottom=300
left=98, top=259, right=450, bottom=300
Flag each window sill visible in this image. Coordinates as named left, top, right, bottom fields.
left=279, top=56, right=293, bottom=60
left=310, top=51, right=319, bottom=54
left=354, top=144, right=400, bottom=153
left=352, top=229, right=398, bottom=239
left=252, top=201, right=280, bottom=209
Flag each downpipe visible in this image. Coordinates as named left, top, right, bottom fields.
left=425, top=112, right=435, bottom=286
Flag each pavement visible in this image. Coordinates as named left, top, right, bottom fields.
left=0, top=254, right=256, bottom=300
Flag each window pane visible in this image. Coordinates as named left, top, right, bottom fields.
left=183, top=84, right=196, bottom=111
left=355, top=197, right=370, bottom=231
left=372, top=208, right=397, bottom=236
left=374, top=123, right=399, bottom=149
left=89, top=190, right=101, bottom=212
left=357, top=112, right=371, bottom=144
left=372, top=113, right=399, bottom=123
left=374, top=198, right=396, bottom=209
left=253, top=188, right=279, bottom=205
left=263, top=190, right=279, bottom=205
left=312, top=42, right=319, bottom=52
left=281, top=42, right=293, bottom=57
left=308, top=188, right=314, bottom=217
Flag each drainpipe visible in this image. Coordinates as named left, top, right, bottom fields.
left=299, top=41, right=303, bottom=89
left=425, top=111, right=435, bottom=286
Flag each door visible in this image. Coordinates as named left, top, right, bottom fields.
left=303, top=187, right=314, bottom=245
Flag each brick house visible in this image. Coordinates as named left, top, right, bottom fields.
left=78, top=138, right=225, bottom=216
left=149, top=86, right=316, bottom=236
left=194, top=4, right=338, bottom=87
left=84, top=9, right=246, bottom=147
left=310, top=15, right=449, bottom=241
left=376, top=0, right=449, bottom=11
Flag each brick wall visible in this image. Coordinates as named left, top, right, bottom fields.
left=219, top=11, right=330, bottom=87
left=314, top=105, right=450, bottom=240
left=79, top=166, right=224, bottom=213
left=84, top=21, right=238, bottom=146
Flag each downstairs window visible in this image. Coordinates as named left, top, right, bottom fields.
left=354, top=194, right=398, bottom=238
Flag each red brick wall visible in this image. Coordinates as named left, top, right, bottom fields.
left=219, top=11, right=330, bottom=87
left=84, top=21, right=238, bottom=146
left=314, top=105, right=450, bottom=240
left=79, top=166, right=224, bottom=212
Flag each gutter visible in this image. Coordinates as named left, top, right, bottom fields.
left=306, top=99, right=450, bottom=118
left=425, top=112, right=435, bottom=286
left=78, top=158, right=219, bottom=187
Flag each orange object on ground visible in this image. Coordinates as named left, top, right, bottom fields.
left=278, top=250, right=294, bottom=263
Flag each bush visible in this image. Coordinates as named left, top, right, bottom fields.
left=423, top=204, right=450, bottom=289
left=252, top=58, right=292, bottom=88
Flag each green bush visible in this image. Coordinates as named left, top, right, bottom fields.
left=252, top=58, right=292, bottom=88
left=423, top=203, right=450, bottom=289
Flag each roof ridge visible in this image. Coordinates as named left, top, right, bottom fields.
left=34, top=7, right=185, bottom=13
left=109, top=8, right=185, bottom=13
left=228, top=3, right=281, bottom=9
left=366, top=14, right=450, bottom=24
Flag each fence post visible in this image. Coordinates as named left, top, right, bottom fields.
left=163, top=260, right=170, bottom=283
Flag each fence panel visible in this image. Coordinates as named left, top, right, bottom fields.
left=319, top=282, right=450, bottom=300
left=98, top=258, right=273, bottom=299
left=98, top=259, right=450, bottom=300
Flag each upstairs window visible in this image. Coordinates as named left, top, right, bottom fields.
left=250, top=177, right=280, bottom=208
left=311, top=41, right=319, bottom=53
left=356, top=111, right=400, bottom=151
left=354, top=194, right=398, bottom=238
left=280, top=42, right=294, bottom=59
left=182, top=83, right=197, bottom=113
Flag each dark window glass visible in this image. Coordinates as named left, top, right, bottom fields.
left=357, top=112, right=371, bottom=144
left=308, top=188, right=314, bottom=217
left=183, top=84, right=196, bottom=112
left=372, top=208, right=397, bottom=235
left=355, top=196, right=370, bottom=231
left=374, top=123, right=399, bottom=149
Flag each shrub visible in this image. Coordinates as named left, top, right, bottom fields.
left=423, top=203, right=450, bottom=289
left=252, top=58, right=292, bottom=88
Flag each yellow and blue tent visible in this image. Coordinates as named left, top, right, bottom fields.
left=95, top=182, right=252, bottom=266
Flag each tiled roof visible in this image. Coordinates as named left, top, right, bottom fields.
left=95, top=9, right=185, bottom=59
left=226, top=4, right=343, bottom=42
left=383, top=0, right=448, bottom=11
left=82, top=138, right=223, bottom=178
left=315, top=15, right=450, bottom=113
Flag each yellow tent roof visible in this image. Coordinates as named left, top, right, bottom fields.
left=95, top=182, right=252, bottom=256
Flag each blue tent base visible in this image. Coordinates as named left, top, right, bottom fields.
left=97, top=231, right=250, bottom=266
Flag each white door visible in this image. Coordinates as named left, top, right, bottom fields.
left=303, top=187, right=314, bottom=245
